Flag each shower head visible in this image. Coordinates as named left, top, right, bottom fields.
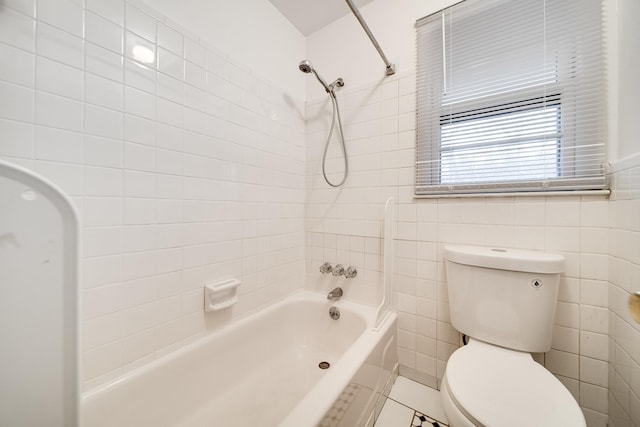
left=298, top=59, right=343, bottom=94
left=298, top=60, right=313, bottom=73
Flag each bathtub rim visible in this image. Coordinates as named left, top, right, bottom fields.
left=82, top=289, right=381, bottom=401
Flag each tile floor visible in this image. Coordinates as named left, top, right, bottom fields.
left=375, top=377, right=449, bottom=427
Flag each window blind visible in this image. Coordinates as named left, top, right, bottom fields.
left=415, top=0, right=607, bottom=195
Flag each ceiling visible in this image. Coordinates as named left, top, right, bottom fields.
left=268, top=0, right=374, bottom=36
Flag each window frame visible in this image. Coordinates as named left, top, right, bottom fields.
left=414, top=0, right=608, bottom=197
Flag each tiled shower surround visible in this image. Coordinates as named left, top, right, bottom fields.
left=0, top=1, right=638, bottom=427
left=0, top=0, right=306, bottom=389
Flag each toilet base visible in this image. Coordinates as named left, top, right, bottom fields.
left=441, top=372, right=478, bottom=427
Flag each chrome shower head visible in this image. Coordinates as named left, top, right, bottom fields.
left=298, top=59, right=343, bottom=94
left=299, top=60, right=313, bottom=73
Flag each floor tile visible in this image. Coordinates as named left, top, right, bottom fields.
left=374, top=398, right=414, bottom=427
left=388, top=377, right=448, bottom=425
left=412, top=410, right=447, bottom=427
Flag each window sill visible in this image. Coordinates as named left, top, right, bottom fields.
left=413, top=189, right=611, bottom=199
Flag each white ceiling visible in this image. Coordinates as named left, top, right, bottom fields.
left=268, top=0, right=375, bottom=36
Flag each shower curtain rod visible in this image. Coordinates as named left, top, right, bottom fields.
left=344, top=0, right=396, bottom=76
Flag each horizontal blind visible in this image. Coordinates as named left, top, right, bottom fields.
left=415, top=0, right=607, bottom=195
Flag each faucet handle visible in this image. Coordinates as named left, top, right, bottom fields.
left=319, top=262, right=333, bottom=274
left=332, top=264, right=345, bottom=276
left=344, top=266, right=357, bottom=278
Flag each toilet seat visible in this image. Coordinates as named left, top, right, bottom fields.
left=443, top=339, right=585, bottom=427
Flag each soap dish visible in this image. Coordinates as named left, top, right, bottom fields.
left=204, top=278, right=241, bottom=312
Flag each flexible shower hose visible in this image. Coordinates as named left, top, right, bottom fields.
left=322, top=91, right=348, bottom=187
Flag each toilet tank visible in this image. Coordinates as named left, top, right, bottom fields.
left=444, top=245, right=564, bottom=353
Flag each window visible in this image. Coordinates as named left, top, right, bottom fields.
left=415, top=0, right=607, bottom=195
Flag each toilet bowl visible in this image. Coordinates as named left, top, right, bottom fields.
left=441, top=340, right=585, bottom=427
left=442, top=245, right=586, bottom=427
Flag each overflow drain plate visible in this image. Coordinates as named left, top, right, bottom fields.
left=318, top=361, right=330, bottom=370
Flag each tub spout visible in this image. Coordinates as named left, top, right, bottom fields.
left=327, top=287, right=343, bottom=301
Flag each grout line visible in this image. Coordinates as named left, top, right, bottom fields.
left=383, top=396, right=448, bottom=427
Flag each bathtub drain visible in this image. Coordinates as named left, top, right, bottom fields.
left=318, top=361, right=330, bottom=370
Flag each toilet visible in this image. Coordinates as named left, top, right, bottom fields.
left=441, top=245, right=586, bottom=427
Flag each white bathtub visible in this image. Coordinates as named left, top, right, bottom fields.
left=82, top=290, right=398, bottom=427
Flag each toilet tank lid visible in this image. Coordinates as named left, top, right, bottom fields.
left=444, top=245, right=564, bottom=274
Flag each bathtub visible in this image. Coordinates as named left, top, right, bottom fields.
left=82, top=290, right=398, bottom=427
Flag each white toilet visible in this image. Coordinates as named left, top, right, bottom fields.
left=441, top=245, right=586, bottom=427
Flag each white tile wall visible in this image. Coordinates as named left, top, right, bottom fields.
left=608, top=160, right=640, bottom=427
left=0, top=0, right=305, bottom=390
left=304, top=72, right=612, bottom=424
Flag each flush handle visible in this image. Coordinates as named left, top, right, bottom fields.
left=629, top=292, right=640, bottom=324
